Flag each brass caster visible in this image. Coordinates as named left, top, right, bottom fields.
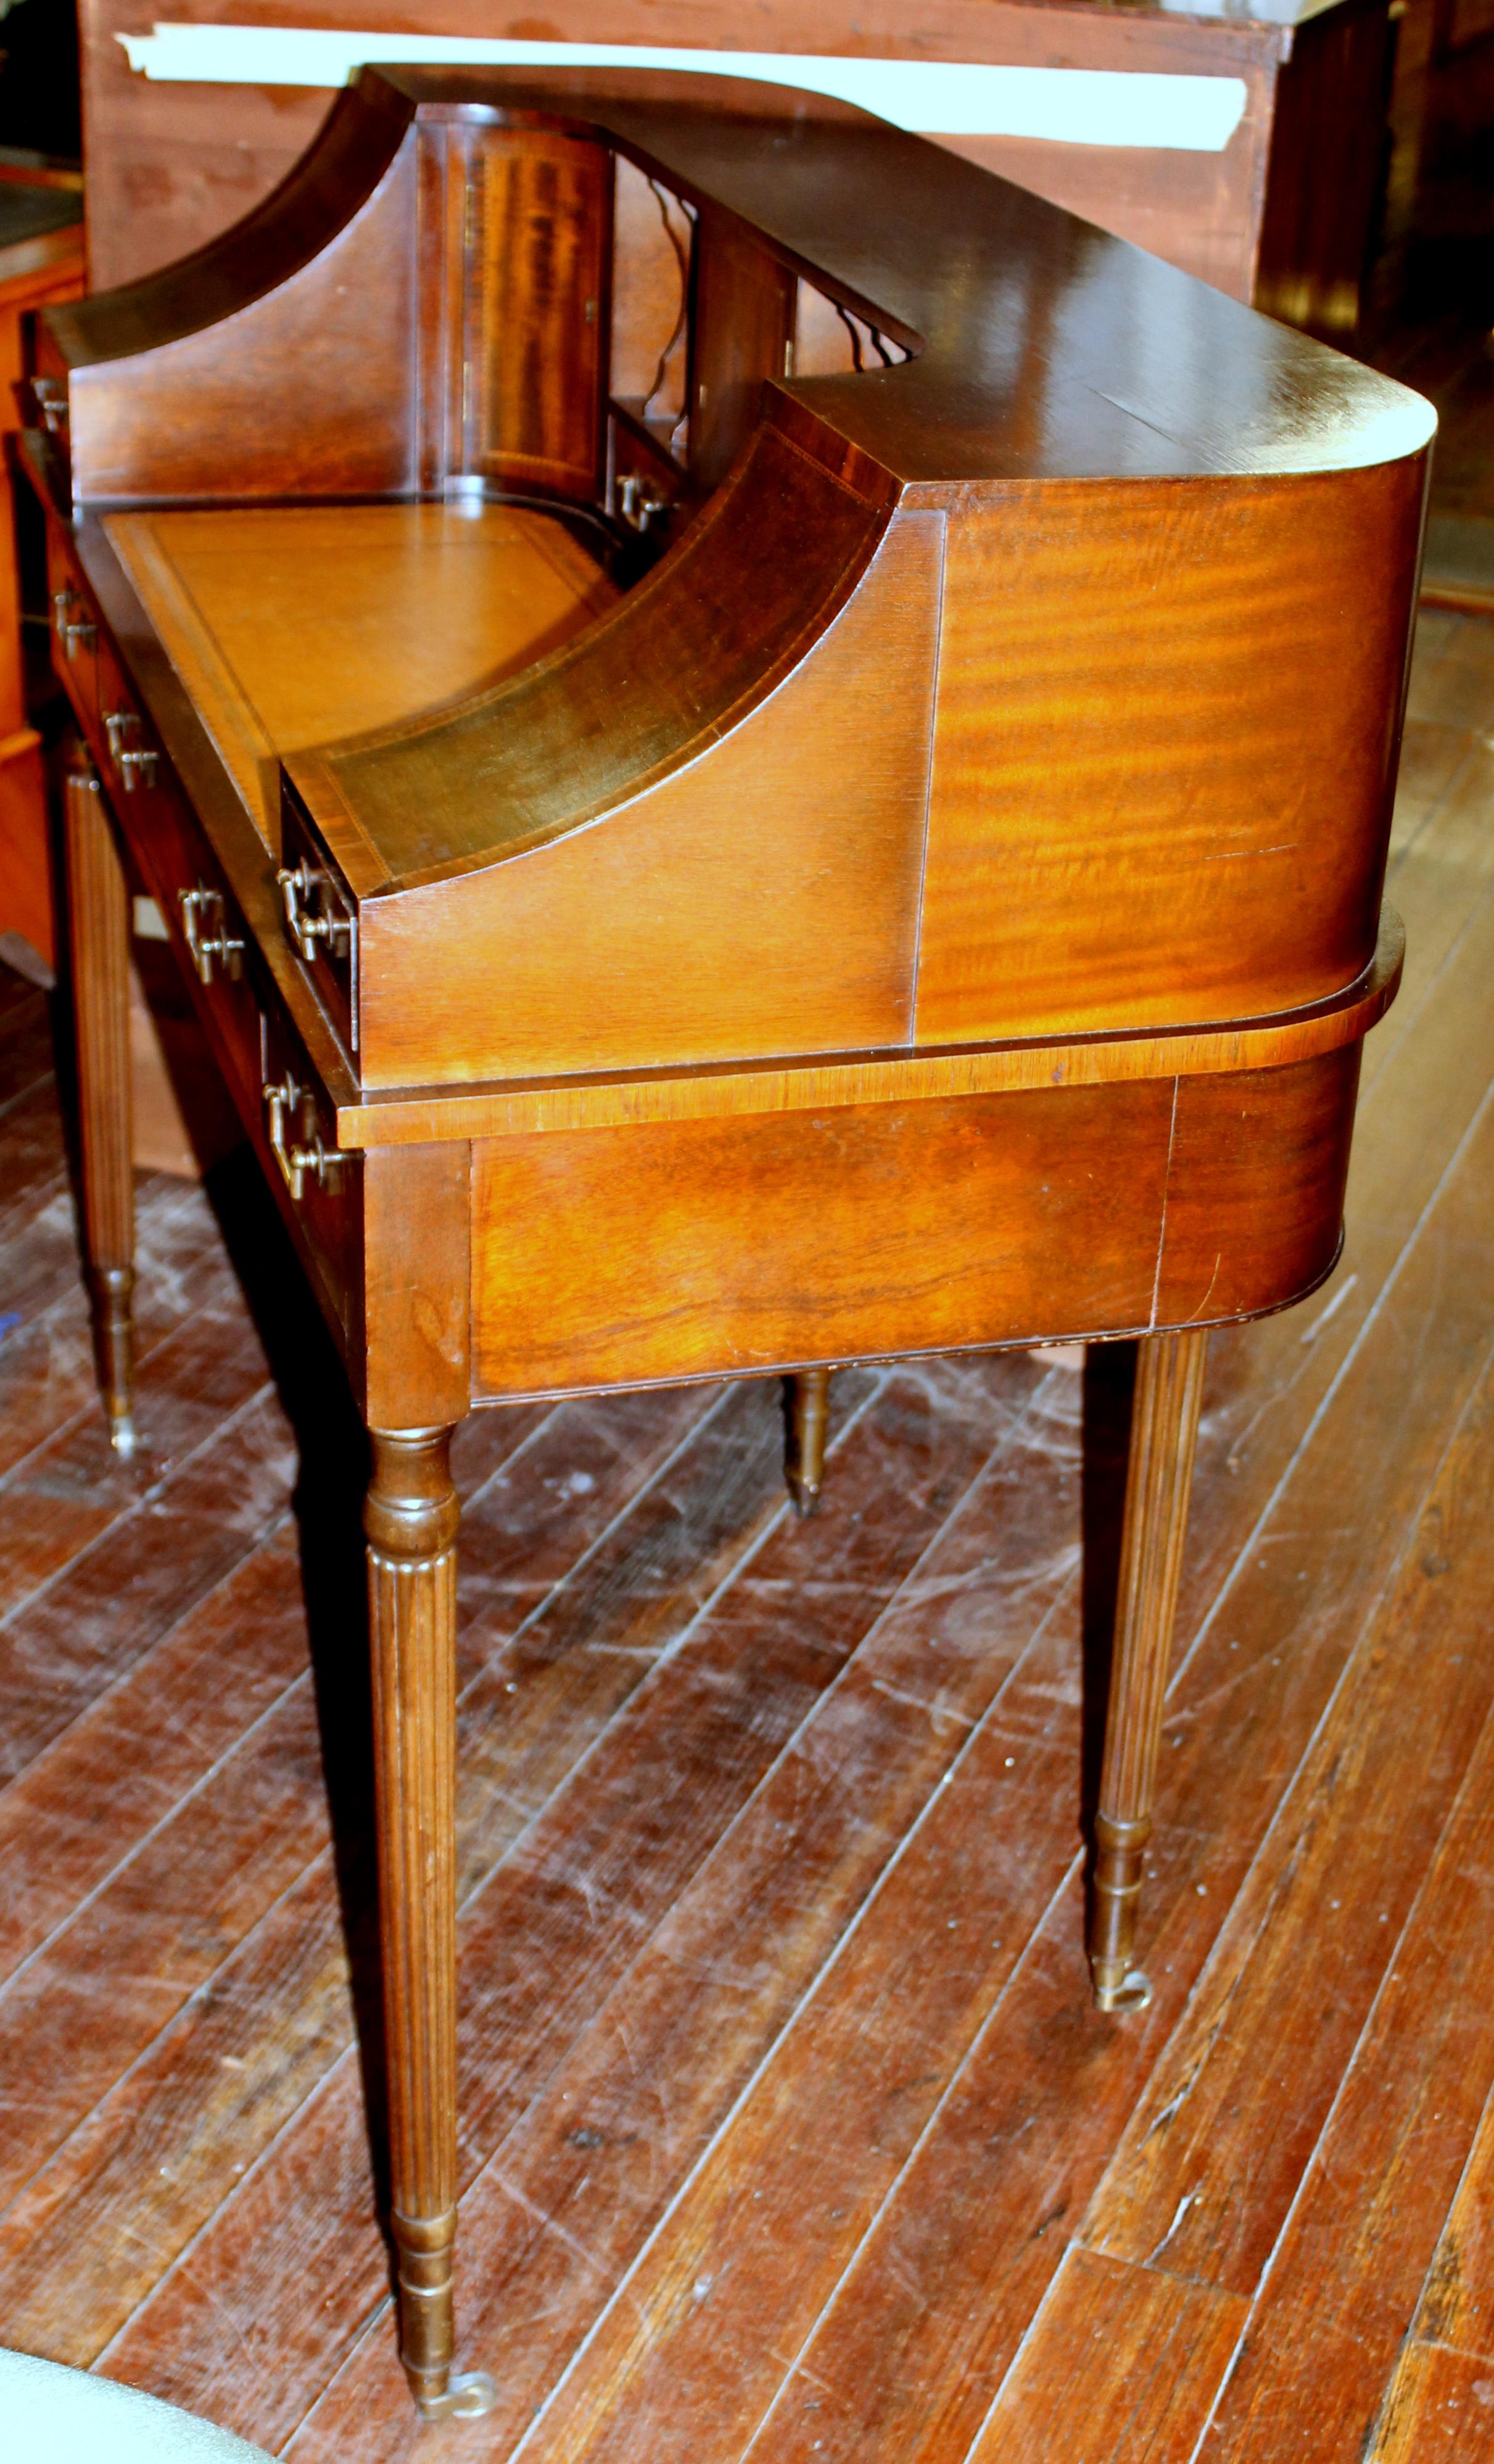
left=1092, top=1966, right=1152, bottom=2014
left=414, top=2370, right=497, bottom=2423
left=786, top=1367, right=830, bottom=1518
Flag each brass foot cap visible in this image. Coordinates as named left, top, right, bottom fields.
left=415, top=2370, right=497, bottom=2423
left=1092, top=1966, right=1152, bottom=2014
left=109, top=1414, right=139, bottom=1459
left=790, top=1481, right=822, bottom=1518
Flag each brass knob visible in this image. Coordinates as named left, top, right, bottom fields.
left=276, top=861, right=352, bottom=963
left=33, top=377, right=68, bottom=435
left=52, top=590, right=96, bottom=660
left=615, top=471, right=667, bottom=534
left=177, top=884, right=244, bottom=986
left=103, top=709, right=159, bottom=793
left=262, top=1069, right=342, bottom=1203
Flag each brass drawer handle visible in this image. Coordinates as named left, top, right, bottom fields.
left=52, top=589, right=96, bottom=659
left=276, top=860, right=353, bottom=962
left=103, top=709, right=159, bottom=792
left=616, top=471, right=667, bottom=533
left=262, top=1069, right=342, bottom=1203
left=33, top=377, right=68, bottom=435
left=177, top=883, right=244, bottom=985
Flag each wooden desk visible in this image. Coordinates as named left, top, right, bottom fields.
left=27, top=66, right=1430, bottom=2421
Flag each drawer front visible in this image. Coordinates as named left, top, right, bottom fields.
left=279, top=780, right=358, bottom=1061
left=46, top=524, right=98, bottom=732
left=259, top=998, right=363, bottom=1356
left=93, top=635, right=265, bottom=1121
left=51, top=532, right=366, bottom=1374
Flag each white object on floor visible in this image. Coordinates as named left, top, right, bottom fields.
left=0, top=2349, right=274, bottom=2462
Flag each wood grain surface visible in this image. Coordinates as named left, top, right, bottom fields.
left=0, top=598, right=1492, bottom=2457
left=104, top=503, right=616, bottom=839
left=466, top=1050, right=1358, bottom=1398
left=916, top=465, right=1424, bottom=1042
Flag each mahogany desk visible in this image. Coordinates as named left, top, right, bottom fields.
left=25, top=66, right=1431, bottom=2422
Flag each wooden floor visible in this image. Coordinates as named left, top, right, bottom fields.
left=1, top=606, right=1494, bottom=2458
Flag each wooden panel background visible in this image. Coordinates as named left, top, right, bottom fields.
left=79, top=0, right=1286, bottom=302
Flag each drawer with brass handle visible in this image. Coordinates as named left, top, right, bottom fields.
left=87, top=706, right=266, bottom=1121
left=277, top=780, right=358, bottom=1059
left=257, top=1001, right=361, bottom=1359
left=177, top=882, right=246, bottom=987
left=45, top=529, right=97, bottom=730
left=103, top=706, right=160, bottom=794
left=94, top=638, right=164, bottom=809
left=261, top=1065, right=344, bottom=1205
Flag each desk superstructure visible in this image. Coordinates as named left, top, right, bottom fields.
left=25, top=67, right=1430, bottom=2420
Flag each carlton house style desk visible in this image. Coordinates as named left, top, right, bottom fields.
left=23, top=67, right=1431, bottom=2422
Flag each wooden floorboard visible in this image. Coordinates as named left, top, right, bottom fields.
left=1, top=608, right=1492, bottom=2458
left=99, top=1361, right=1009, bottom=2445
left=963, top=2248, right=1248, bottom=2464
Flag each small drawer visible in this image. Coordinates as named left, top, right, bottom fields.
left=278, top=779, right=358, bottom=1060
left=46, top=524, right=98, bottom=731
left=258, top=999, right=361, bottom=1356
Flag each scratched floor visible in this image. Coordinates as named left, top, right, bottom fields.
left=1, top=604, right=1494, bottom=2462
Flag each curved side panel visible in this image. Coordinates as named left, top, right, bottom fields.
left=915, top=455, right=1427, bottom=1041
left=351, top=497, right=936, bottom=1086
left=298, top=414, right=897, bottom=890
left=53, top=75, right=413, bottom=366
left=67, top=133, right=421, bottom=503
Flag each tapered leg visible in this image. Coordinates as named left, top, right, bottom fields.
left=1089, top=1328, right=1208, bottom=2014
left=787, top=1366, right=832, bottom=1516
left=365, top=1425, right=494, bottom=2423
left=63, top=754, right=137, bottom=1456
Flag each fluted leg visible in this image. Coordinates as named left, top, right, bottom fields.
left=365, top=1426, right=494, bottom=2423
left=1089, top=1329, right=1208, bottom=2014
left=63, top=752, right=137, bottom=1456
left=786, top=1366, right=832, bottom=1516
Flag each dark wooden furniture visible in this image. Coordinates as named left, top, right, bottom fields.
left=86, top=0, right=1396, bottom=340
left=25, top=65, right=1430, bottom=2423
left=0, top=159, right=83, bottom=976
left=0, top=157, right=213, bottom=1178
